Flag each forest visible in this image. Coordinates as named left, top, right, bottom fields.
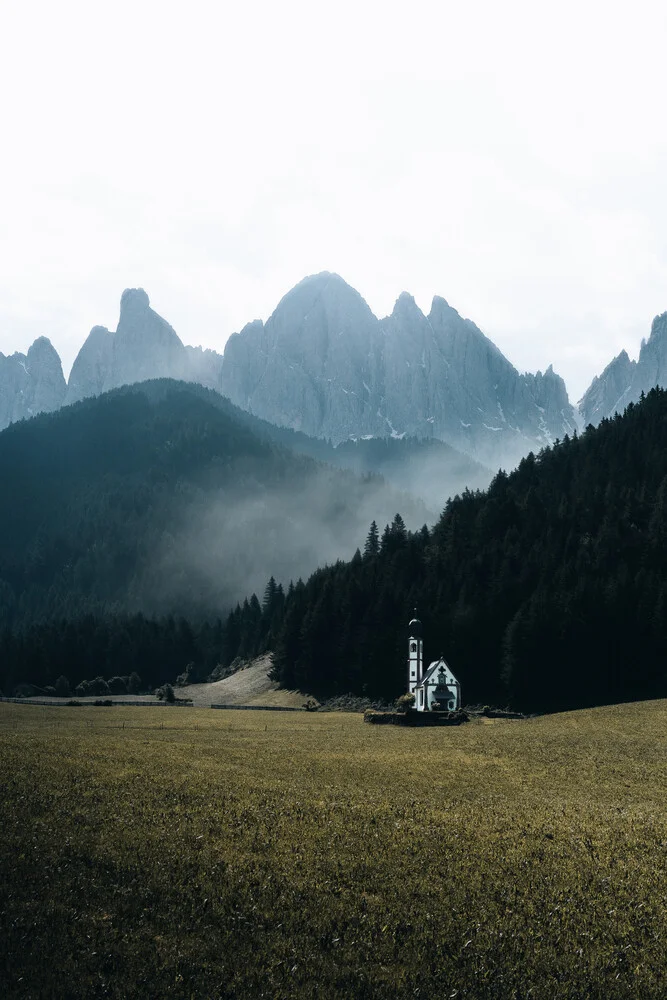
left=4, top=386, right=667, bottom=712
left=261, top=390, right=667, bottom=711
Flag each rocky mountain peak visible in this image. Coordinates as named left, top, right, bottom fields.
left=429, top=294, right=452, bottom=313
left=578, top=349, right=637, bottom=425
left=119, top=287, right=150, bottom=315
left=27, top=336, right=60, bottom=361
left=0, top=336, right=66, bottom=429
left=270, top=272, right=375, bottom=327
left=390, top=292, right=424, bottom=323
left=649, top=312, right=667, bottom=340
left=65, top=291, right=188, bottom=406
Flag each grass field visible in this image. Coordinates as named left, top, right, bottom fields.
left=1, top=702, right=666, bottom=999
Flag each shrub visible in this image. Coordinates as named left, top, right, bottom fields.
left=74, top=680, right=89, bottom=697
left=395, top=692, right=415, bottom=713
left=157, top=684, right=176, bottom=703
left=108, top=676, right=128, bottom=695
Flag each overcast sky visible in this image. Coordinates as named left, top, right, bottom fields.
left=1, top=0, right=666, bottom=401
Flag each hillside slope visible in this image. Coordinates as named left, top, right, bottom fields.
left=181, top=653, right=306, bottom=707
left=0, top=379, right=429, bottom=630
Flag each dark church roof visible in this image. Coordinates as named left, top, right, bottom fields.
left=408, top=616, right=422, bottom=637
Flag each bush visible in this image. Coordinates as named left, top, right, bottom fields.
left=108, top=676, right=128, bottom=695
left=395, top=692, right=415, bottom=713
left=74, top=680, right=89, bottom=697
left=157, top=684, right=176, bottom=704
left=55, top=675, right=71, bottom=698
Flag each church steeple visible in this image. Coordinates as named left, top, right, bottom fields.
left=407, top=611, right=423, bottom=697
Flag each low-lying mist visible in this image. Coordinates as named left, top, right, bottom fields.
left=133, top=468, right=432, bottom=618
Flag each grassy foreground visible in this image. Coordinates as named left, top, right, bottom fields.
left=1, top=703, right=666, bottom=999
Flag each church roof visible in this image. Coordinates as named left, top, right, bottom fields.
left=418, top=656, right=459, bottom=688
left=408, top=616, right=422, bottom=637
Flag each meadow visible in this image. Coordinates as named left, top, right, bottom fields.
left=1, top=702, right=666, bottom=999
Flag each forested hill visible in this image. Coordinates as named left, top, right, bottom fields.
left=0, top=379, right=429, bottom=631
left=266, top=390, right=667, bottom=713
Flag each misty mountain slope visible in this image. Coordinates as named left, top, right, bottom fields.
left=0, top=379, right=430, bottom=629
left=220, top=272, right=577, bottom=465
left=206, top=399, right=493, bottom=508
left=263, top=389, right=667, bottom=713
left=579, top=312, right=667, bottom=425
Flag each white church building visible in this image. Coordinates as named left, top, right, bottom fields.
left=408, top=615, right=461, bottom=712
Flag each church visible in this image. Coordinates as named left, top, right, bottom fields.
left=407, top=615, right=461, bottom=712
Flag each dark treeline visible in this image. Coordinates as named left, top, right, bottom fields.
left=0, top=577, right=285, bottom=696
left=251, top=390, right=667, bottom=713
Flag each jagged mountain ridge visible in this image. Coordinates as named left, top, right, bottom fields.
left=220, top=273, right=577, bottom=465
left=579, top=313, right=667, bottom=425
left=2, top=274, right=577, bottom=465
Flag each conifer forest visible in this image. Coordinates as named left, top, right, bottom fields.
left=3, top=385, right=667, bottom=712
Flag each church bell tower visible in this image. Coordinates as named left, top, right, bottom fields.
left=407, top=614, right=423, bottom=696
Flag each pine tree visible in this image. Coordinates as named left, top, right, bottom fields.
left=364, top=521, right=379, bottom=558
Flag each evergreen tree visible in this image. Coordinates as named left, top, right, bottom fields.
left=364, top=521, right=380, bottom=558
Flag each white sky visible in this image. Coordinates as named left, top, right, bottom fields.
left=1, top=0, right=666, bottom=401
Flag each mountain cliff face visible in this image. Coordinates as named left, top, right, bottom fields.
left=220, top=273, right=577, bottom=464
left=221, top=275, right=381, bottom=441
left=66, top=289, right=190, bottom=405
left=1, top=275, right=578, bottom=464
left=579, top=313, right=667, bottom=425
left=0, top=337, right=66, bottom=429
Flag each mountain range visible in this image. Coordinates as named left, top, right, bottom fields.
left=3, top=273, right=666, bottom=466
